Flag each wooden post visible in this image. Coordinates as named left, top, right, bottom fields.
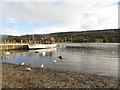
left=4, top=40, right=6, bottom=43
left=21, top=40, right=23, bottom=43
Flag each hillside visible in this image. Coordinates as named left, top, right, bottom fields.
left=1, top=29, right=120, bottom=43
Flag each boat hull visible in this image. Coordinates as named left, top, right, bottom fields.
left=28, top=44, right=57, bottom=49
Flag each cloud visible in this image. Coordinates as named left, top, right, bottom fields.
left=1, top=0, right=119, bottom=35
left=1, top=0, right=78, bottom=2
left=28, top=27, right=67, bottom=34
left=7, top=17, right=17, bottom=24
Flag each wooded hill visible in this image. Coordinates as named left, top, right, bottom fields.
left=1, top=29, right=120, bottom=43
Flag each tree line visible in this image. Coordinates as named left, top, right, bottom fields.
left=1, top=29, right=120, bottom=43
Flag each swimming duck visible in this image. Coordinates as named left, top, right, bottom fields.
left=58, top=55, right=64, bottom=59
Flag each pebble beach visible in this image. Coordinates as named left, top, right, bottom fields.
left=2, top=63, right=119, bottom=88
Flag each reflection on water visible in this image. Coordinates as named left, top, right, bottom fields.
left=0, top=43, right=119, bottom=77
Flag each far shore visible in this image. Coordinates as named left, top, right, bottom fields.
left=2, top=62, right=119, bottom=88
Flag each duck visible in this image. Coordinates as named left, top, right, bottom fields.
left=35, top=51, right=39, bottom=53
left=53, top=60, right=56, bottom=63
left=58, top=55, right=64, bottom=59
left=5, top=51, right=10, bottom=55
left=42, top=52, right=46, bottom=56
left=112, top=51, right=115, bottom=54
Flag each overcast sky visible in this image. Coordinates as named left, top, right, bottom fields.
left=0, top=0, right=119, bottom=36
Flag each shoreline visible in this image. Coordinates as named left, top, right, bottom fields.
left=2, top=62, right=119, bottom=88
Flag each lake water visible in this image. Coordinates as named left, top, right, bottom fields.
left=0, top=43, right=119, bottom=77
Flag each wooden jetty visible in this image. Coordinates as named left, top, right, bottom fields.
left=0, top=43, right=29, bottom=50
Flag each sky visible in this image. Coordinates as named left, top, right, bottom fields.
left=0, top=0, right=119, bottom=36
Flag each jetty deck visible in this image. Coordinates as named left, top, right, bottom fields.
left=0, top=43, right=29, bottom=50
left=65, top=43, right=119, bottom=48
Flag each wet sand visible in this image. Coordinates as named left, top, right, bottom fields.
left=2, top=63, right=119, bottom=88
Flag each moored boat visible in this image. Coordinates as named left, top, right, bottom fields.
left=28, top=43, right=57, bottom=49
left=28, top=36, right=57, bottom=49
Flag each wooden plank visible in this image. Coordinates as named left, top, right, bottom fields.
left=0, top=43, right=29, bottom=50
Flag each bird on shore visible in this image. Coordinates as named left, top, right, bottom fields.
left=58, top=55, right=64, bottom=59
left=21, top=62, right=25, bottom=66
left=41, top=64, right=44, bottom=68
left=27, top=67, right=32, bottom=71
left=14, top=62, right=25, bottom=68
left=25, top=67, right=32, bottom=71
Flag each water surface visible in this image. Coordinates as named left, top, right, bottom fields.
left=0, top=43, right=119, bottom=77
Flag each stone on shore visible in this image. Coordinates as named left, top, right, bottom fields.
left=2, top=63, right=119, bottom=88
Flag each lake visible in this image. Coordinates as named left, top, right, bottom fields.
left=0, top=43, right=119, bottom=77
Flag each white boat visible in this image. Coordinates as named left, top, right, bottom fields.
left=28, top=43, right=57, bottom=49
